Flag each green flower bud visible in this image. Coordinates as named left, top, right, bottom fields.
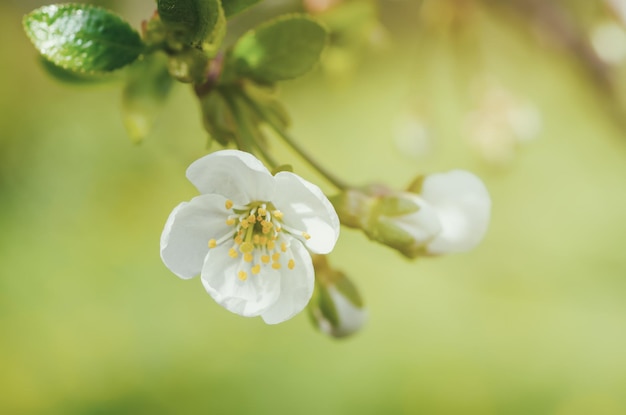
left=309, top=256, right=367, bottom=338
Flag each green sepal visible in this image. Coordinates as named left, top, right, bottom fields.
left=157, top=0, right=226, bottom=56
left=24, top=4, right=144, bottom=73
left=366, top=216, right=420, bottom=259
left=122, top=53, right=174, bottom=144
left=200, top=90, right=238, bottom=146
left=374, top=195, right=421, bottom=218
left=38, top=56, right=119, bottom=85
left=222, top=0, right=262, bottom=18
left=227, top=14, right=328, bottom=84
left=333, top=273, right=364, bottom=308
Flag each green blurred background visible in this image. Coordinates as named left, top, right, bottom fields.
left=2, top=0, right=626, bottom=413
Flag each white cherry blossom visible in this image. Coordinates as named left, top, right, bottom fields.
left=160, top=150, right=340, bottom=324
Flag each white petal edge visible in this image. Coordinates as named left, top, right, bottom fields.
left=261, top=239, right=315, bottom=324
left=201, top=244, right=282, bottom=317
left=186, top=150, right=276, bottom=205
left=391, top=194, right=442, bottom=246
left=421, top=170, right=492, bottom=254
left=160, top=194, right=231, bottom=280
left=272, top=171, right=340, bottom=254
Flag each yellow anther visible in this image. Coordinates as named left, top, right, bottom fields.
left=259, top=236, right=268, bottom=246
left=240, top=242, right=254, bottom=253
left=288, top=259, right=295, bottom=270
left=208, top=239, right=217, bottom=248
left=247, top=214, right=256, bottom=224
left=244, top=253, right=253, bottom=263
left=226, top=218, right=236, bottom=226
left=302, top=232, right=311, bottom=240
left=261, top=255, right=270, bottom=264
left=272, top=262, right=281, bottom=270
left=272, top=253, right=281, bottom=262
left=225, top=200, right=234, bottom=210
left=228, top=248, right=238, bottom=258
left=258, top=207, right=267, bottom=216
left=281, top=242, right=287, bottom=252
left=240, top=219, right=250, bottom=229
left=264, top=222, right=274, bottom=229
left=253, top=234, right=260, bottom=244
left=234, top=236, right=243, bottom=245
left=238, top=270, right=247, bottom=281
left=267, top=240, right=276, bottom=250
left=272, top=210, right=283, bottom=219
left=262, top=227, right=271, bottom=235
left=251, top=264, right=261, bottom=275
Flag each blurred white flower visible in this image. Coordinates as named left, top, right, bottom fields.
left=465, top=82, right=541, bottom=165
left=591, top=21, right=626, bottom=65
left=160, top=150, right=340, bottom=324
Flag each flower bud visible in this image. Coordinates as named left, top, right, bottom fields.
left=309, top=256, right=367, bottom=338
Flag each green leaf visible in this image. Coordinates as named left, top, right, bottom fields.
left=24, top=4, right=144, bottom=73
left=229, top=15, right=328, bottom=83
left=222, top=0, right=262, bottom=18
left=38, top=56, right=119, bottom=85
left=122, top=53, right=174, bottom=143
left=157, top=0, right=225, bottom=54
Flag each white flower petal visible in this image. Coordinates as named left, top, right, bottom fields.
left=186, top=150, right=275, bottom=204
left=160, top=194, right=231, bottom=279
left=261, top=240, right=315, bottom=324
left=201, top=244, right=282, bottom=317
left=273, top=171, right=340, bottom=254
left=392, top=194, right=442, bottom=246
left=421, top=170, right=491, bottom=254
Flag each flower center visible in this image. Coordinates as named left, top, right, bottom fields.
left=208, top=199, right=310, bottom=281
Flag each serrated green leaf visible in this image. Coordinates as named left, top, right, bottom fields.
left=122, top=53, right=173, bottom=143
left=229, top=15, right=328, bottom=83
left=24, top=4, right=144, bottom=73
left=222, top=0, right=262, bottom=18
left=157, top=0, right=225, bottom=54
left=39, top=56, right=119, bottom=85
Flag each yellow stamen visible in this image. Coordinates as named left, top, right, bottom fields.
left=267, top=240, right=276, bottom=250
left=226, top=218, right=236, bottom=226
left=288, top=259, right=295, bottom=270
left=234, top=235, right=243, bottom=245
left=244, top=253, right=253, bottom=263
left=240, top=219, right=250, bottom=229
left=225, top=200, right=234, bottom=210
left=259, top=236, right=268, bottom=246
left=253, top=234, right=260, bottom=244
left=273, top=210, right=283, bottom=219
left=238, top=270, right=247, bottom=281
left=272, top=262, right=281, bottom=270
left=251, top=264, right=261, bottom=275
left=261, top=255, right=270, bottom=264
left=302, top=232, right=311, bottom=240
left=247, top=214, right=256, bottom=224
left=208, top=239, right=217, bottom=248
left=281, top=242, right=287, bottom=252
left=228, top=248, right=238, bottom=258
left=240, top=242, right=254, bottom=253
left=258, top=207, right=267, bottom=216
left=272, top=253, right=281, bottom=262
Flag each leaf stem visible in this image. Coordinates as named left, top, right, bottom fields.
left=237, top=90, right=349, bottom=191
